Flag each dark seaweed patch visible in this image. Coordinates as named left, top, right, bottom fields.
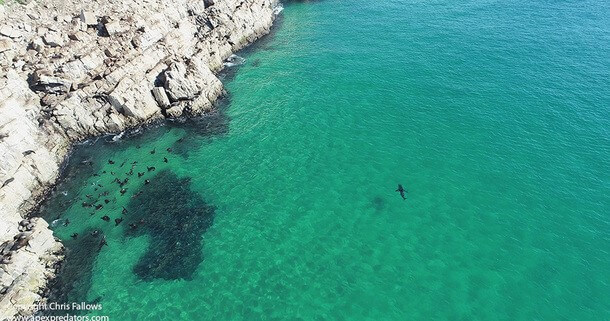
left=124, top=170, right=215, bottom=281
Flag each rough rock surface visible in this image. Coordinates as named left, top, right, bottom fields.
left=0, top=0, right=280, bottom=317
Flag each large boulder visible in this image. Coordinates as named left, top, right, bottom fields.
left=0, top=25, right=21, bottom=39
left=151, top=87, right=171, bottom=109
left=79, top=10, right=97, bottom=26
left=163, top=62, right=200, bottom=102
left=42, top=32, right=65, bottom=47
left=31, top=70, right=72, bottom=94
left=103, top=20, right=124, bottom=36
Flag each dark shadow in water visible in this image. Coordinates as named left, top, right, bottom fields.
left=168, top=98, right=231, bottom=158
left=371, top=196, right=386, bottom=212
left=44, top=229, right=106, bottom=315
left=124, top=170, right=215, bottom=281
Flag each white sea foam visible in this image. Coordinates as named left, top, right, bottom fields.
left=50, top=219, right=61, bottom=228
left=273, top=4, right=284, bottom=15
left=112, top=131, right=125, bottom=142
left=223, top=54, right=246, bottom=67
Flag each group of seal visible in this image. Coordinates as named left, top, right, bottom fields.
left=59, top=140, right=181, bottom=250
left=0, top=150, right=37, bottom=189
left=0, top=222, right=35, bottom=266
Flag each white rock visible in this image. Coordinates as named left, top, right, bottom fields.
left=32, top=71, right=72, bottom=93
left=55, top=14, right=71, bottom=23
left=104, top=47, right=119, bottom=58
left=152, top=87, right=171, bottom=108
left=166, top=105, right=184, bottom=118
left=0, top=25, right=21, bottom=39
left=42, top=32, right=64, bottom=47
left=79, top=10, right=97, bottom=26
left=163, top=62, right=201, bottom=101
left=0, top=38, right=14, bottom=53
left=104, top=21, right=123, bottom=36
left=29, top=38, right=44, bottom=52
left=69, top=30, right=90, bottom=42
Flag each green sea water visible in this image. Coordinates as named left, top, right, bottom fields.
left=37, top=0, right=610, bottom=320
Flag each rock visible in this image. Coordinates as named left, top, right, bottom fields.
left=189, top=94, right=213, bottom=114
left=104, top=20, right=123, bottom=36
left=28, top=38, right=44, bottom=52
left=42, top=32, right=65, bottom=47
left=69, top=31, right=90, bottom=42
left=55, top=15, right=72, bottom=23
left=166, top=105, right=184, bottom=118
left=31, top=70, right=72, bottom=94
left=0, top=25, right=21, bottom=39
left=79, top=10, right=97, bottom=26
left=163, top=62, right=200, bottom=101
left=13, top=60, right=25, bottom=70
left=104, top=47, right=119, bottom=58
left=0, top=38, right=14, bottom=53
left=36, top=27, right=48, bottom=37
left=152, top=87, right=171, bottom=109
left=106, top=113, right=124, bottom=132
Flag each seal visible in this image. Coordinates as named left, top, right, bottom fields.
left=2, top=178, right=14, bottom=188
left=99, top=236, right=108, bottom=250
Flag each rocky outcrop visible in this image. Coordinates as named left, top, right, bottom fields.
left=0, top=0, right=281, bottom=317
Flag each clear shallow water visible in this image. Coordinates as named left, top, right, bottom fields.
left=37, top=0, right=609, bottom=320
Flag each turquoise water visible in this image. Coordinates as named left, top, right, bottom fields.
left=38, top=0, right=610, bottom=320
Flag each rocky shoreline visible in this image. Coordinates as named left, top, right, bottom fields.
left=0, top=0, right=281, bottom=317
